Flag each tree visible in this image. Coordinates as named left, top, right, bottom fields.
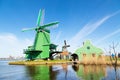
left=106, top=42, right=119, bottom=80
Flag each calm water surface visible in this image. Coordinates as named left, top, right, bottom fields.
left=0, top=61, right=120, bottom=80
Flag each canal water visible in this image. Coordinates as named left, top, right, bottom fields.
left=0, top=61, right=120, bottom=80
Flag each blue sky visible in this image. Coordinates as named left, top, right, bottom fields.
left=0, top=0, right=120, bottom=57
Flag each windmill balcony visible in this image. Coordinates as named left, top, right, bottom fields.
left=23, top=48, right=34, bottom=54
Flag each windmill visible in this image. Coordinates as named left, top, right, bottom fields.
left=61, top=40, right=70, bottom=59
left=22, top=9, right=59, bottom=60
left=62, top=40, right=70, bottom=51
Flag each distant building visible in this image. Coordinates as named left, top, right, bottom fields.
left=75, top=40, right=103, bottom=61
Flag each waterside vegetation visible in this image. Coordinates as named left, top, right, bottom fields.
left=9, top=56, right=120, bottom=66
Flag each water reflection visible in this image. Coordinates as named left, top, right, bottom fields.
left=2, top=61, right=120, bottom=80
left=25, top=64, right=120, bottom=80
left=25, top=64, right=79, bottom=80
left=72, top=64, right=106, bottom=80
left=26, top=65, right=51, bottom=80
left=103, top=66, right=120, bottom=80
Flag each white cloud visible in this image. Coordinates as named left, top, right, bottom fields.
left=68, top=10, right=120, bottom=52
left=54, top=31, right=62, bottom=43
left=70, top=16, right=110, bottom=43
left=0, top=33, right=33, bottom=58
left=95, top=27, right=120, bottom=44
left=68, top=16, right=110, bottom=52
left=51, top=30, right=63, bottom=51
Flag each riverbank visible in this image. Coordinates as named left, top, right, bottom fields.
left=9, top=60, right=73, bottom=65
left=8, top=60, right=120, bottom=66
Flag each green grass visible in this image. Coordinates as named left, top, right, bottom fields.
left=9, top=60, right=71, bottom=65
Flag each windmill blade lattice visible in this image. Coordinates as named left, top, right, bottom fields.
left=36, top=9, right=45, bottom=26
left=22, top=9, right=59, bottom=33
left=40, top=21, right=59, bottom=29
left=22, top=27, right=36, bottom=32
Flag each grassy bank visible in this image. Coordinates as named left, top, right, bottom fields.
left=9, top=60, right=72, bottom=65
left=8, top=60, right=120, bottom=66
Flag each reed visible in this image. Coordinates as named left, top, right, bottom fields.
left=9, top=55, right=120, bottom=65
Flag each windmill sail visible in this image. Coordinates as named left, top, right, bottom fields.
left=36, top=9, right=43, bottom=26
left=41, top=21, right=59, bottom=29
left=22, top=27, right=36, bottom=32
left=22, top=9, right=59, bottom=59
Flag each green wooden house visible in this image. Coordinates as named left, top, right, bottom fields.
left=75, top=40, right=103, bottom=60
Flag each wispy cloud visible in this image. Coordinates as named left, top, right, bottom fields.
left=109, top=10, right=120, bottom=17
left=0, top=33, right=33, bottom=58
left=68, top=16, right=110, bottom=51
left=69, top=16, right=110, bottom=43
left=95, top=27, right=120, bottom=44
left=51, top=31, right=63, bottom=50
left=54, top=31, right=62, bottom=43
left=68, top=11, right=120, bottom=52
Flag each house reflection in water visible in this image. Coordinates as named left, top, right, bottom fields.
left=72, top=64, right=106, bottom=80
left=25, top=63, right=106, bottom=80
